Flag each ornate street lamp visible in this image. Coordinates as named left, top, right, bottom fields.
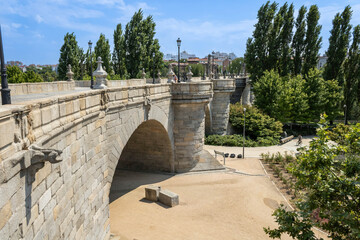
left=88, top=40, right=93, bottom=89
left=243, top=107, right=246, bottom=158
left=0, top=25, right=11, bottom=105
left=152, top=52, right=155, bottom=84
left=212, top=51, right=215, bottom=79
left=177, top=38, right=181, bottom=82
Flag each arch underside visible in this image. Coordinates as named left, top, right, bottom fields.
left=117, top=119, right=173, bottom=172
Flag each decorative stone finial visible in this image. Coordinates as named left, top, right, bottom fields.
left=167, top=64, right=175, bottom=83
left=157, top=70, right=161, bottom=81
left=66, top=64, right=74, bottom=81
left=92, top=57, right=108, bottom=89
left=142, top=68, right=146, bottom=79
left=186, top=66, right=193, bottom=82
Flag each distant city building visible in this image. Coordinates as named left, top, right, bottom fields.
left=317, top=54, right=328, bottom=69
left=211, top=52, right=237, bottom=61
left=164, top=53, right=177, bottom=61
left=180, top=51, right=196, bottom=60
left=6, top=61, right=23, bottom=67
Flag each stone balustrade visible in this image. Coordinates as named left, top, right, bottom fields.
left=5, top=81, right=75, bottom=96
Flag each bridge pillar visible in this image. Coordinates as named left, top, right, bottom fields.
left=209, top=79, right=235, bottom=135
left=171, top=82, right=213, bottom=172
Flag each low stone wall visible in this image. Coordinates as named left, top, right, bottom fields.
left=6, top=81, right=75, bottom=96
left=74, top=79, right=147, bottom=88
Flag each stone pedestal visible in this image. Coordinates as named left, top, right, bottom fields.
left=210, top=79, right=236, bottom=135
left=93, top=57, right=108, bottom=89
left=171, top=82, right=212, bottom=172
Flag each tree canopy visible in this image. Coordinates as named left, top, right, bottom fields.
left=265, top=116, right=360, bottom=239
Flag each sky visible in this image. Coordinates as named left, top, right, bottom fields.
left=1, top=0, right=360, bottom=65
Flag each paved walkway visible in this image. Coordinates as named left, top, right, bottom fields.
left=204, top=136, right=314, bottom=158
left=109, top=136, right=328, bottom=240
left=0, top=87, right=90, bottom=104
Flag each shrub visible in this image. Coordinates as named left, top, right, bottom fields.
left=229, top=103, right=283, bottom=143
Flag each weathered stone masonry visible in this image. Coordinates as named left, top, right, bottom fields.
left=0, top=79, right=234, bottom=240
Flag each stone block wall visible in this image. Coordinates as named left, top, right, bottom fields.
left=5, top=81, right=75, bottom=96
left=209, top=79, right=235, bottom=135
left=0, top=79, right=233, bottom=239
left=171, top=82, right=212, bottom=172
left=0, top=83, right=173, bottom=240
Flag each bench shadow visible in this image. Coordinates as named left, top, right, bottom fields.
left=138, top=198, right=171, bottom=209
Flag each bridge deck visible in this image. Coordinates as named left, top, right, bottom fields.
left=0, top=87, right=90, bottom=104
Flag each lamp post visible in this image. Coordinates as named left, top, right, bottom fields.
left=344, top=104, right=347, bottom=125
left=0, top=26, right=11, bottom=105
left=212, top=51, right=215, bottom=79
left=88, top=40, right=93, bottom=89
left=243, top=107, right=246, bottom=159
left=177, top=38, right=181, bottom=83
left=152, top=52, right=155, bottom=84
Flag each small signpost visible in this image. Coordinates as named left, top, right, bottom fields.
left=214, top=150, right=226, bottom=165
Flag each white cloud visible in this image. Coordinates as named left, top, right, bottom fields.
left=35, top=14, right=44, bottom=23
left=11, top=23, right=22, bottom=29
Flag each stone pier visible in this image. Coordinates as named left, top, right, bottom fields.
left=208, top=79, right=235, bottom=135
left=171, top=82, right=213, bottom=172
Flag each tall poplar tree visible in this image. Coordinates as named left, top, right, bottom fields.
left=245, top=1, right=278, bottom=83
left=302, top=5, right=322, bottom=76
left=292, top=6, right=307, bottom=75
left=58, top=32, right=82, bottom=80
left=278, top=3, right=294, bottom=76
left=112, top=23, right=127, bottom=78
left=95, top=33, right=112, bottom=75
left=324, top=5, right=352, bottom=83
left=124, top=9, right=163, bottom=78
left=344, top=25, right=360, bottom=122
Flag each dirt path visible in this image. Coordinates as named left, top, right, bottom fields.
left=109, top=141, right=328, bottom=240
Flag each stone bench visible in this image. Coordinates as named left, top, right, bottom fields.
left=159, top=189, right=179, bottom=207
left=145, top=185, right=161, bottom=202
left=280, top=135, right=294, bottom=144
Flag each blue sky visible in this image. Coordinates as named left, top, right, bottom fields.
left=1, top=0, right=360, bottom=65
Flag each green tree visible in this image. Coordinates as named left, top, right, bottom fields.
left=323, top=79, right=343, bottom=122
left=245, top=1, right=278, bottom=83
left=123, top=9, right=163, bottom=78
left=6, top=65, right=25, bottom=83
left=229, top=103, right=283, bottom=144
left=278, top=3, right=294, bottom=76
left=344, top=25, right=360, bottom=122
left=187, top=64, right=204, bottom=77
left=304, top=68, right=327, bottom=121
left=58, top=32, right=82, bottom=80
left=228, top=57, right=244, bottom=75
left=112, top=23, right=127, bottom=78
left=276, top=75, right=308, bottom=123
left=24, top=70, right=43, bottom=82
left=265, top=117, right=360, bottom=239
left=95, top=33, right=112, bottom=75
left=324, top=5, right=352, bottom=83
left=253, top=70, right=282, bottom=117
left=292, top=6, right=307, bottom=75
left=302, top=5, right=322, bottom=76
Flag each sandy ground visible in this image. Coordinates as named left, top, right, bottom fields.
left=109, top=137, right=328, bottom=240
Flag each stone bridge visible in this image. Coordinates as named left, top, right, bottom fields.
left=0, top=78, right=235, bottom=239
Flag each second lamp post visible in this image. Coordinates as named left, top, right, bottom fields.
left=177, top=38, right=181, bottom=82
left=88, top=40, right=94, bottom=89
